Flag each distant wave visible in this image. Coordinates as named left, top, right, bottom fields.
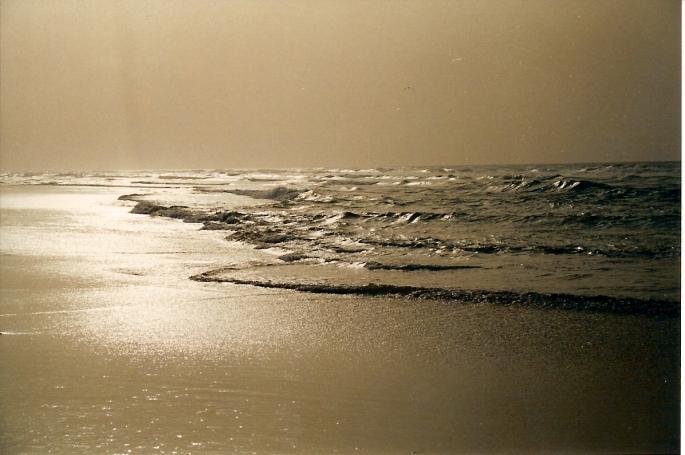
left=317, top=210, right=454, bottom=223
left=34, top=182, right=177, bottom=188
left=244, top=177, right=288, bottom=182
left=157, top=175, right=210, bottom=180
left=220, top=186, right=303, bottom=201
left=319, top=178, right=387, bottom=186
left=297, top=190, right=339, bottom=203
left=486, top=176, right=613, bottom=194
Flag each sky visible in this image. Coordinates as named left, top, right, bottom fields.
left=0, top=0, right=680, bottom=171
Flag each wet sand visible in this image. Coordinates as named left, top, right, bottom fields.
left=0, top=186, right=679, bottom=454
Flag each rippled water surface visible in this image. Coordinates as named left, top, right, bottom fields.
left=0, top=163, right=680, bottom=453
left=4, top=162, right=679, bottom=302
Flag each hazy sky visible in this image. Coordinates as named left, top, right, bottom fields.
left=0, top=0, right=680, bottom=170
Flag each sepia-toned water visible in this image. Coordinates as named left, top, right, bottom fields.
left=0, top=163, right=680, bottom=453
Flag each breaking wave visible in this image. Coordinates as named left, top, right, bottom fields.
left=486, top=176, right=613, bottom=193
left=111, top=161, right=680, bottom=304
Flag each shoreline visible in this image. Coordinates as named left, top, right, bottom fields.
left=111, top=189, right=680, bottom=317
left=0, top=184, right=680, bottom=454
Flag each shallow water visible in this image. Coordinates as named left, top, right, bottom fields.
left=0, top=174, right=680, bottom=453
left=3, top=162, right=679, bottom=303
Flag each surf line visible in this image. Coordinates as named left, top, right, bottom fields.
left=190, top=269, right=678, bottom=318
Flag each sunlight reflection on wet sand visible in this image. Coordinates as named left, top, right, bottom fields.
left=0, top=186, right=679, bottom=454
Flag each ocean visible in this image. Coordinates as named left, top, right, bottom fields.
left=0, top=162, right=680, bottom=453
left=5, top=161, right=679, bottom=309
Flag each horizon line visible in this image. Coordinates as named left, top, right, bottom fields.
left=0, top=158, right=681, bottom=174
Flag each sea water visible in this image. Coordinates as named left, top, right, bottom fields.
left=0, top=163, right=680, bottom=453
left=4, top=161, right=678, bottom=306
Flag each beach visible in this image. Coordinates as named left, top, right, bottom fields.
left=2, top=0, right=681, bottom=452
left=0, top=184, right=679, bottom=454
